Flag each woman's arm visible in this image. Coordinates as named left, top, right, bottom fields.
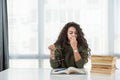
left=48, top=45, right=56, bottom=60
left=69, top=37, right=82, bottom=62
left=48, top=45, right=62, bottom=68
left=69, top=37, right=89, bottom=68
left=73, top=48, right=81, bottom=61
left=75, top=50, right=89, bottom=68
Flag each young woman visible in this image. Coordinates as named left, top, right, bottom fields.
left=48, top=22, right=90, bottom=69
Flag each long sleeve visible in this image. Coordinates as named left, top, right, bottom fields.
left=75, top=48, right=89, bottom=68
left=50, top=48, right=63, bottom=68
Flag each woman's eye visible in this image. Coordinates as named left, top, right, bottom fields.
left=69, top=32, right=73, bottom=34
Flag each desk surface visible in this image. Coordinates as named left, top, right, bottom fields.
left=0, top=68, right=120, bottom=80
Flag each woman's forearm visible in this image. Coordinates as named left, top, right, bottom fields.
left=50, top=51, right=55, bottom=60
left=73, top=51, right=81, bottom=61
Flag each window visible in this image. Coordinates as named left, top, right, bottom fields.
left=8, top=0, right=119, bottom=68
left=43, top=0, right=108, bottom=56
left=42, top=0, right=108, bottom=68
left=7, top=0, right=39, bottom=68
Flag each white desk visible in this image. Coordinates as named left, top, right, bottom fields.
left=0, top=68, right=120, bottom=80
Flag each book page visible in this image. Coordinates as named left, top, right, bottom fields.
left=51, top=67, right=86, bottom=75
left=66, top=67, right=86, bottom=74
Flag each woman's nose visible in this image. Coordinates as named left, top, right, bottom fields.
left=72, top=33, right=75, bottom=36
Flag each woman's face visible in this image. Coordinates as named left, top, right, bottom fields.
left=67, top=26, right=77, bottom=41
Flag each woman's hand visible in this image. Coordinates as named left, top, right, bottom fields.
left=48, top=44, right=56, bottom=59
left=70, top=37, right=78, bottom=50
left=48, top=44, right=56, bottom=52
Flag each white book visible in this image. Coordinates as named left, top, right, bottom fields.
left=51, top=67, right=86, bottom=75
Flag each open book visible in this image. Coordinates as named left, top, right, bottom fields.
left=51, top=67, right=86, bottom=75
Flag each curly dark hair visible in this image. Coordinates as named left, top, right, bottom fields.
left=54, top=22, right=89, bottom=50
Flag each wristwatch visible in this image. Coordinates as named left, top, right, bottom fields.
left=73, top=49, right=78, bottom=53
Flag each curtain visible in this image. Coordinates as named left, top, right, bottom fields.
left=0, top=0, right=9, bottom=71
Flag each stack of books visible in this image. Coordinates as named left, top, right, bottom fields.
left=91, top=55, right=117, bottom=74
